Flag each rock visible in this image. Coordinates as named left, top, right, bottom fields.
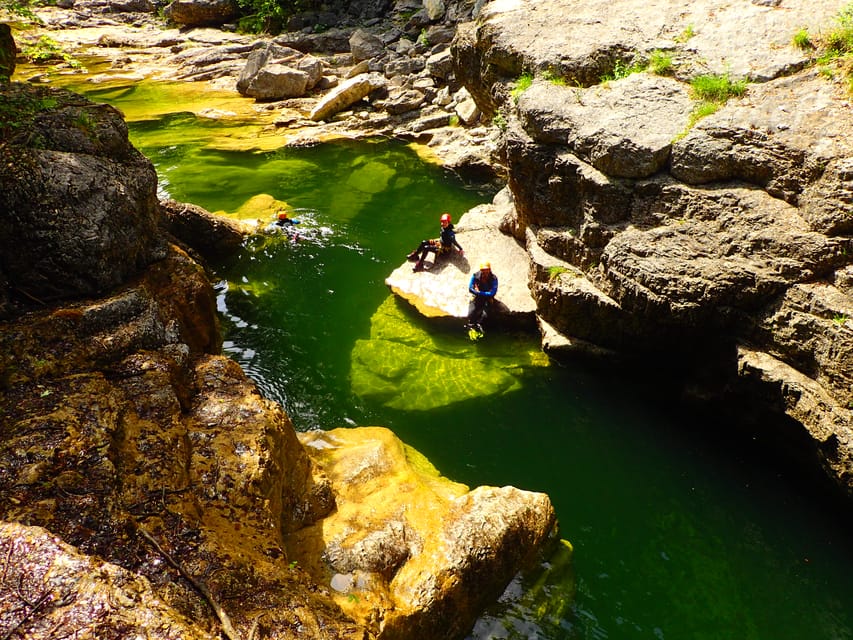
left=309, top=72, right=387, bottom=121
left=426, top=47, right=454, bottom=80
left=236, top=42, right=304, bottom=96
left=163, top=0, right=239, bottom=27
left=517, top=74, right=694, bottom=178
left=245, top=63, right=311, bottom=99
left=290, top=426, right=558, bottom=640
left=383, top=87, right=425, bottom=114
left=386, top=190, right=536, bottom=327
left=160, top=198, right=249, bottom=262
left=463, top=0, right=853, bottom=499
left=424, top=0, right=446, bottom=21
left=452, top=0, right=838, bottom=118
left=349, top=28, right=386, bottom=62
left=0, top=522, right=216, bottom=640
left=455, top=95, right=480, bottom=124
left=0, top=84, right=166, bottom=311
left=0, top=23, right=15, bottom=80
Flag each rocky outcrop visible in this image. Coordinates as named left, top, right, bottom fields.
left=386, top=188, right=536, bottom=327
left=0, top=84, right=165, bottom=311
left=0, top=23, right=14, bottom=79
left=0, top=81, right=559, bottom=639
left=289, top=426, right=556, bottom=640
left=451, top=0, right=853, bottom=499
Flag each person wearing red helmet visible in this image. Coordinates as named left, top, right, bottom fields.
left=406, top=212, right=464, bottom=272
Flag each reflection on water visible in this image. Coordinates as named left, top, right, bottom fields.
left=19, top=69, right=853, bottom=640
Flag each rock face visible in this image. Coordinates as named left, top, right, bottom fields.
left=0, top=84, right=166, bottom=311
left=289, top=427, right=557, bottom=640
left=0, top=82, right=559, bottom=640
left=451, top=0, right=853, bottom=499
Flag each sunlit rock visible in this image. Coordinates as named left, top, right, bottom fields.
left=385, top=189, right=536, bottom=325
left=290, top=426, right=559, bottom=640
left=0, top=521, right=216, bottom=640
left=309, top=72, right=388, bottom=121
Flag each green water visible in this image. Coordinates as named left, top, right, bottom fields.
left=22, top=74, right=853, bottom=639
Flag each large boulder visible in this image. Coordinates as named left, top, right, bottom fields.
left=385, top=188, right=536, bottom=328
left=0, top=84, right=165, bottom=316
left=290, top=426, right=558, bottom=640
left=309, top=72, right=388, bottom=121
left=163, top=0, right=239, bottom=27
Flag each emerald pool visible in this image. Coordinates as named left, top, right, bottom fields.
left=23, top=73, right=853, bottom=639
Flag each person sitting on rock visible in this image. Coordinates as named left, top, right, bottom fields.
left=407, top=212, right=463, bottom=272
left=466, top=261, right=498, bottom=332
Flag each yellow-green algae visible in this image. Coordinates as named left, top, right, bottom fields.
left=351, top=296, right=549, bottom=410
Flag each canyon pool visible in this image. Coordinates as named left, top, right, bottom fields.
left=28, top=74, right=853, bottom=640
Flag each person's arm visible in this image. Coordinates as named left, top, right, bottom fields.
left=468, top=273, right=478, bottom=295
left=482, top=275, right=498, bottom=297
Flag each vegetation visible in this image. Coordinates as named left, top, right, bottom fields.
left=234, top=0, right=321, bottom=33
left=542, top=68, right=567, bottom=86
left=833, top=313, right=850, bottom=326
left=0, top=90, right=56, bottom=141
left=492, top=109, right=507, bottom=131
left=1, top=0, right=37, bottom=21
left=648, top=50, right=674, bottom=75
left=689, top=73, right=747, bottom=102
left=673, top=101, right=719, bottom=142
left=21, top=35, right=81, bottom=67
left=510, top=72, right=533, bottom=102
left=600, top=58, right=646, bottom=83
left=674, top=24, right=695, bottom=43
left=547, top=265, right=571, bottom=282
left=792, top=28, right=813, bottom=50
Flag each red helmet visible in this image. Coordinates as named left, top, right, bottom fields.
left=440, top=213, right=452, bottom=223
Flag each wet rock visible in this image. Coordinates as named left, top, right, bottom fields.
left=160, top=198, right=249, bottom=262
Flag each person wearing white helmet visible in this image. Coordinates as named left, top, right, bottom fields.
left=407, top=212, right=464, bottom=272
left=466, top=260, right=498, bottom=334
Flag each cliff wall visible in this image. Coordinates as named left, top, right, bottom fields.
left=452, top=0, right=853, bottom=499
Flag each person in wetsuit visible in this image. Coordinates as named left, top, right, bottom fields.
left=466, top=261, right=498, bottom=332
left=407, top=212, right=463, bottom=272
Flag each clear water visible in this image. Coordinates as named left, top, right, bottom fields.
left=22, top=72, right=853, bottom=639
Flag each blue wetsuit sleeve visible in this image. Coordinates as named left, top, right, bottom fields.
left=484, top=275, right=498, bottom=297
left=468, top=273, right=478, bottom=295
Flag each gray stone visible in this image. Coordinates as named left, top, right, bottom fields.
left=349, top=28, right=385, bottom=62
